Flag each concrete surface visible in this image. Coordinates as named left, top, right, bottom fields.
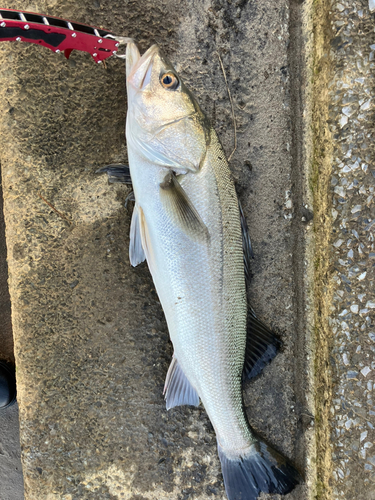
left=0, top=403, right=24, bottom=500
left=0, top=175, right=24, bottom=499
left=312, top=0, right=375, bottom=499
left=0, top=1, right=315, bottom=499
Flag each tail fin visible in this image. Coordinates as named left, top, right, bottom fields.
left=218, top=440, right=302, bottom=500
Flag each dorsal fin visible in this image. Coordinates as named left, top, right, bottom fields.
left=238, top=200, right=280, bottom=379
left=96, top=164, right=132, bottom=184
left=243, top=309, right=282, bottom=380
left=239, top=199, right=254, bottom=284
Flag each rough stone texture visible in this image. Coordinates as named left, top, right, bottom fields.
left=0, top=1, right=313, bottom=499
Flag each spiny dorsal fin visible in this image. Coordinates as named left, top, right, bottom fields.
left=163, top=356, right=200, bottom=410
left=239, top=201, right=279, bottom=379
left=159, top=172, right=209, bottom=243
left=129, top=204, right=146, bottom=267
left=239, top=199, right=254, bottom=284
left=243, top=309, right=282, bottom=380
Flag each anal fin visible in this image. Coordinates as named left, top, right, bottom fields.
left=163, top=356, right=200, bottom=410
left=243, top=309, right=282, bottom=380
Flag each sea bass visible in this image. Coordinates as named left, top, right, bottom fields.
left=108, top=42, right=302, bottom=500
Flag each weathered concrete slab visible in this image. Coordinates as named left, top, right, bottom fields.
left=0, top=1, right=313, bottom=499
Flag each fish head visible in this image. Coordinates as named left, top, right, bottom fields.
left=126, top=43, right=210, bottom=172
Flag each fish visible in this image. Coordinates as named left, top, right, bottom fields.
left=100, top=42, right=302, bottom=500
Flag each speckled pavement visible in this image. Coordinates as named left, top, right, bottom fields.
left=312, top=0, right=375, bottom=499
left=324, top=0, right=375, bottom=497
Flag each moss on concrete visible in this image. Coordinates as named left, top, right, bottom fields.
left=311, top=1, right=335, bottom=498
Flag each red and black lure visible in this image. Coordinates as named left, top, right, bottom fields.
left=0, top=8, right=130, bottom=63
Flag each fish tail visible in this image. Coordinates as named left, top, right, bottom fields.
left=218, top=439, right=302, bottom=500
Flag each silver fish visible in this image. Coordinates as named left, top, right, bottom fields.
left=106, top=42, right=302, bottom=500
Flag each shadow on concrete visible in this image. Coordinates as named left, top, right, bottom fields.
left=0, top=166, right=13, bottom=363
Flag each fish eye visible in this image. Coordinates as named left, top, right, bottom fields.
left=160, top=72, right=179, bottom=90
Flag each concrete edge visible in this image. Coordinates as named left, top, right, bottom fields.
left=288, top=0, right=318, bottom=497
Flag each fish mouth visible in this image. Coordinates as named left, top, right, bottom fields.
left=126, top=44, right=159, bottom=91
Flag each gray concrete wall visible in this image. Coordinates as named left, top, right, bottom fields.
left=0, top=1, right=315, bottom=499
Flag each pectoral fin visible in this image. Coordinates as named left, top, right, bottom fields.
left=159, top=172, right=209, bottom=243
left=163, top=356, right=200, bottom=410
left=129, top=204, right=146, bottom=267
left=138, top=206, right=157, bottom=276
